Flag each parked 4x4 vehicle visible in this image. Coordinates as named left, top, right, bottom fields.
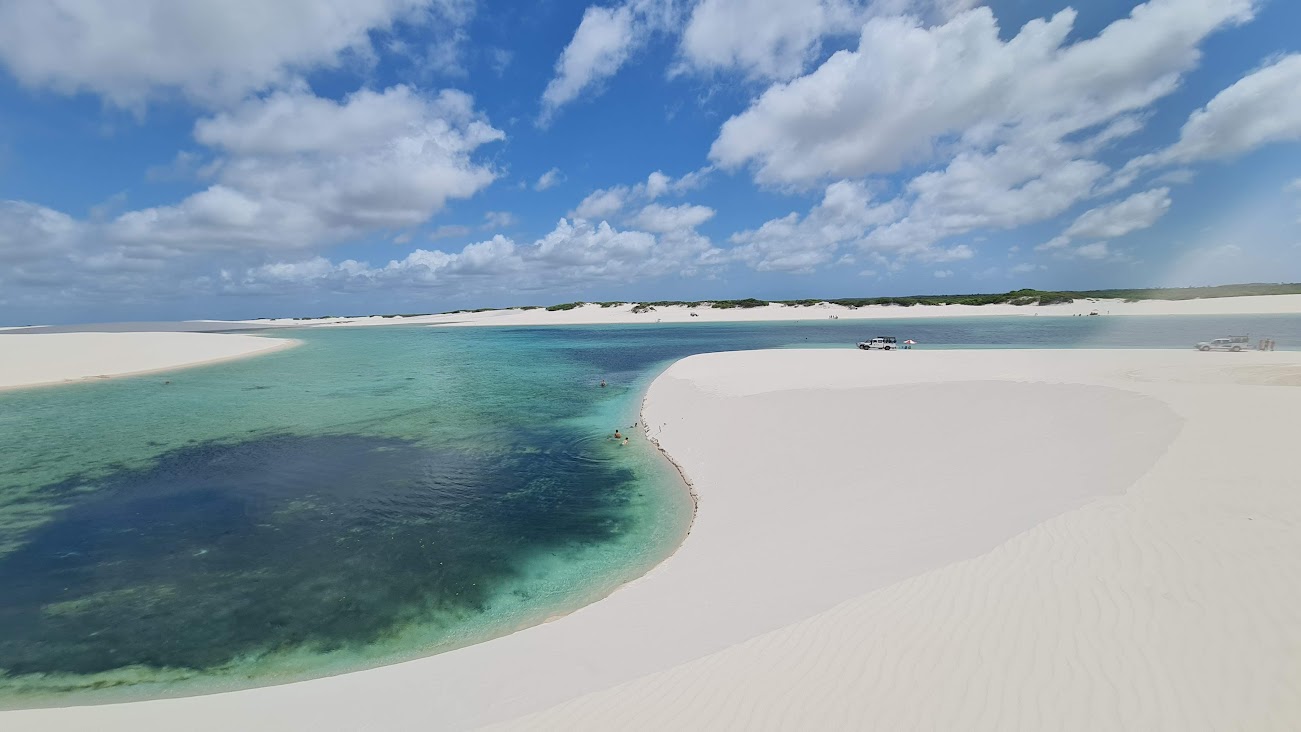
left=1196, top=336, right=1251, bottom=352
left=857, top=336, right=897, bottom=351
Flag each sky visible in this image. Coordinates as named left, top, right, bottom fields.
left=1, top=0, right=1300, bottom=323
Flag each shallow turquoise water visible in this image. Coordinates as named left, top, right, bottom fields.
left=1, top=315, right=1297, bottom=706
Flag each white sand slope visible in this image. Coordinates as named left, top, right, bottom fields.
left=0, top=332, right=298, bottom=390
left=221, top=293, right=1301, bottom=328
left=492, top=349, right=1301, bottom=731
left=7, top=349, right=1298, bottom=731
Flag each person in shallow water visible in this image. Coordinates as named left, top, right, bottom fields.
left=613, top=429, right=622, bottom=440
left=600, top=379, right=606, bottom=387
left=621, top=438, right=629, bottom=446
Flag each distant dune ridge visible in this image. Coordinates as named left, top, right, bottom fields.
left=228, top=292, right=1301, bottom=328
left=6, top=348, right=1300, bottom=730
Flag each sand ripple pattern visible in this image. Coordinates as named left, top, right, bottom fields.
left=494, top=352, right=1301, bottom=731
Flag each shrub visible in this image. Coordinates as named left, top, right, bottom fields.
left=711, top=298, right=769, bottom=309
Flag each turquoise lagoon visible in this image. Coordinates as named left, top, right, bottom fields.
left=1, top=315, right=1297, bottom=706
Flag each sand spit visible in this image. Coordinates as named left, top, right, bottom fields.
left=0, top=332, right=298, bottom=390
left=493, top=349, right=1301, bottom=731
left=9, top=349, right=1299, bottom=730
left=219, top=293, right=1301, bottom=328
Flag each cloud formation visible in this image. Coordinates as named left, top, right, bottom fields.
left=3, top=0, right=1299, bottom=320
left=677, top=0, right=867, bottom=80
left=1117, top=53, right=1301, bottom=187
left=540, top=4, right=641, bottom=124
left=729, top=180, right=900, bottom=272
left=0, top=84, right=504, bottom=308
left=711, top=0, right=1255, bottom=185
left=535, top=168, right=565, bottom=191
left=114, top=85, right=502, bottom=254
left=1037, top=188, right=1172, bottom=260
left=228, top=216, right=722, bottom=296
left=572, top=169, right=711, bottom=221
left=0, top=0, right=448, bottom=108
left=705, top=0, right=1284, bottom=275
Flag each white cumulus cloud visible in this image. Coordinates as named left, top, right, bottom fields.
left=229, top=216, right=724, bottom=296
left=540, top=5, right=640, bottom=124
left=730, top=180, right=901, bottom=272
left=629, top=203, right=716, bottom=234
left=1165, top=53, right=1301, bottom=162
left=711, top=0, right=1255, bottom=185
left=1063, top=188, right=1173, bottom=240
left=0, top=0, right=443, bottom=108
left=113, top=85, right=503, bottom=254
left=1119, top=53, right=1301, bottom=184
left=572, top=168, right=713, bottom=220
left=1034, top=187, right=1172, bottom=262
left=535, top=168, right=565, bottom=191
left=677, top=0, right=867, bottom=80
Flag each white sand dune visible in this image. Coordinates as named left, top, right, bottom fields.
left=0, top=332, right=298, bottom=390
left=222, top=293, right=1301, bottom=328
left=7, top=348, right=1299, bottom=730
left=492, top=349, right=1301, bottom=730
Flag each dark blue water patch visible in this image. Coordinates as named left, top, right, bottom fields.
left=0, top=432, right=635, bottom=682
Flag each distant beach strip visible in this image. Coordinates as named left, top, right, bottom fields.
left=226, top=291, right=1301, bottom=328
left=0, top=332, right=299, bottom=391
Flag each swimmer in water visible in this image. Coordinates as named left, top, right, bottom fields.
left=613, top=429, right=622, bottom=440
left=621, top=438, right=629, bottom=446
left=599, top=379, right=606, bottom=388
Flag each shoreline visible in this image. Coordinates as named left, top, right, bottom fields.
left=494, top=348, right=1301, bottom=729
left=202, top=293, right=1301, bottom=329
left=638, top=389, right=701, bottom=549
left=10, top=349, right=1296, bottom=729
left=0, top=333, right=301, bottom=392
left=0, top=354, right=698, bottom=715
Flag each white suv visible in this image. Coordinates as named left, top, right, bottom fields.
left=1196, top=337, right=1251, bottom=352
left=857, top=336, right=897, bottom=351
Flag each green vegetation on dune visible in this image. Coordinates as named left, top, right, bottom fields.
left=819, top=289, right=1077, bottom=308
left=263, top=283, right=1301, bottom=321
left=1062, top=283, right=1301, bottom=300
left=708, top=298, right=771, bottom=309
left=578, top=283, right=1301, bottom=311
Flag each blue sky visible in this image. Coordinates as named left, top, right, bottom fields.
left=1, top=0, right=1299, bottom=323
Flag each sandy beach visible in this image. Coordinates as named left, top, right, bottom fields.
left=223, top=293, right=1301, bottom=328
left=6, top=347, right=1299, bottom=730
left=497, top=349, right=1301, bottom=730
left=0, top=332, right=298, bottom=390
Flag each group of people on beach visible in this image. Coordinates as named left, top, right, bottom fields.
left=1259, top=338, right=1278, bottom=351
